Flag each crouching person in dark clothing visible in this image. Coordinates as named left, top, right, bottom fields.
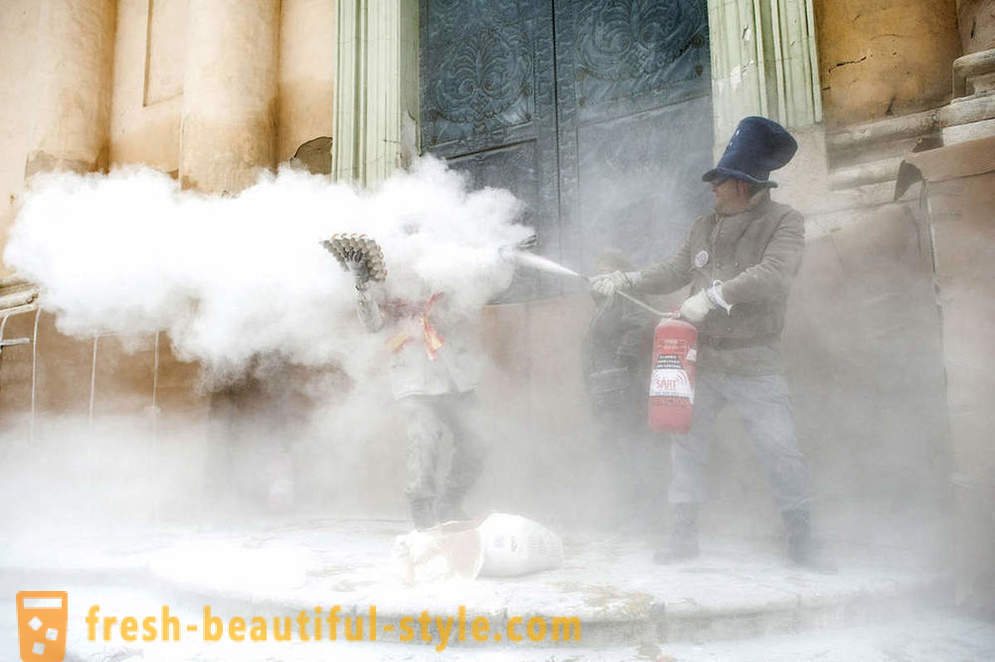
left=582, top=251, right=658, bottom=529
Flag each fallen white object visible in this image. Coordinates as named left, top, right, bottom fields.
left=393, top=520, right=483, bottom=584
left=393, top=513, right=564, bottom=583
left=477, top=513, right=564, bottom=577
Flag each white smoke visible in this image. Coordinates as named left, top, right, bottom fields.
left=4, top=157, right=530, bottom=382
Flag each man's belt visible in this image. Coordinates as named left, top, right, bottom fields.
left=699, top=334, right=778, bottom=350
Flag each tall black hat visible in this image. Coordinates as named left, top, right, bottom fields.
left=702, top=116, right=798, bottom=188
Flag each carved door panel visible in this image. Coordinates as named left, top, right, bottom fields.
left=554, top=0, right=712, bottom=275
left=420, top=0, right=558, bottom=300
left=420, top=0, right=713, bottom=297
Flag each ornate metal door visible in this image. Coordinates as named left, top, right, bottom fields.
left=420, top=0, right=712, bottom=298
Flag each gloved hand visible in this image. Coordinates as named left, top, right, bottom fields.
left=590, top=271, right=634, bottom=297
left=679, top=290, right=714, bottom=323
left=346, top=257, right=371, bottom=291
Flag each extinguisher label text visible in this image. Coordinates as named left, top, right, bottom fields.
left=654, top=353, right=683, bottom=370
left=650, top=353, right=694, bottom=401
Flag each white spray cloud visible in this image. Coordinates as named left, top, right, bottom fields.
left=4, top=157, right=530, bottom=382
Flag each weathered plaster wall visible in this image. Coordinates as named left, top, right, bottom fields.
left=115, top=0, right=337, bottom=175
left=958, top=0, right=995, bottom=53
left=109, top=0, right=187, bottom=174
left=815, top=0, right=962, bottom=127
left=768, top=125, right=832, bottom=218
left=278, top=0, right=336, bottom=163
left=0, top=1, right=41, bottom=276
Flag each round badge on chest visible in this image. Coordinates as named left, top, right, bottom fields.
left=694, top=250, right=709, bottom=268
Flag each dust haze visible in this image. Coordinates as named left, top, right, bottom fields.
left=0, top=143, right=951, bottom=582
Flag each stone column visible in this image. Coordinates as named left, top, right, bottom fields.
left=332, top=0, right=419, bottom=187
left=708, top=0, right=822, bottom=146
left=179, top=0, right=280, bottom=194
left=26, top=0, right=116, bottom=177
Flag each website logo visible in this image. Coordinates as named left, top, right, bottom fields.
left=16, top=591, right=68, bottom=662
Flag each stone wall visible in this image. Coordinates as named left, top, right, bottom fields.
left=109, top=0, right=186, bottom=174
left=278, top=0, right=336, bottom=164
left=0, top=1, right=41, bottom=276
left=111, top=0, right=336, bottom=180
left=958, top=0, right=995, bottom=53
left=815, top=0, right=962, bottom=127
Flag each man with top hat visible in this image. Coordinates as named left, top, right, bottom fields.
left=590, top=116, right=831, bottom=570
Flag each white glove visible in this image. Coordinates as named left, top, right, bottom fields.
left=679, top=290, right=714, bottom=323
left=705, top=280, right=732, bottom=314
left=590, top=271, right=635, bottom=297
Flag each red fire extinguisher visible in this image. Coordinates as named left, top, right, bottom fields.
left=648, top=316, right=698, bottom=434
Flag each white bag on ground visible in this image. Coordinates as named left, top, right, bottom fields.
left=477, top=513, right=564, bottom=577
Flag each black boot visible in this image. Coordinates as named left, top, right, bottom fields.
left=783, top=508, right=837, bottom=573
left=654, top=503, right=700, bottom=564
left=410, top=498, right=438, bottom=530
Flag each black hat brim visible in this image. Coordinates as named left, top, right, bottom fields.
left=702, top=167, right=778, bottom=188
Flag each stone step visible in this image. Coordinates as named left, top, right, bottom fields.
left=940, top=91, right=995, bottom=127
left=0, top=520, right=952, bottom=649
left=2, top=571, right=990, bottom=662
left=828, top=134, right=935, bottom=171
left=827, top=109, right=937, bottom=158
left=943, top=116, right=995, bottom=145
left=968, top=71, right=995, bottom=96
left=953, top=48, right=995, bottom=97
left=826, top=93, right=995, bottom=191
left=828, top=156, right=904, bottom=191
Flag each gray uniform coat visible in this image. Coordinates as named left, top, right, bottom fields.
left=635, top=191, right=805, bottom=375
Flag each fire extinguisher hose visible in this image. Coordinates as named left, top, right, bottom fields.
left=613, top=289, right=674, bottom=319
left=500, top=247, right=677, bottom=319
left=572, top=272, right=674, bottom=319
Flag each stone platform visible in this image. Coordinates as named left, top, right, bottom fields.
left=3, top=517, right=987, bottom=660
